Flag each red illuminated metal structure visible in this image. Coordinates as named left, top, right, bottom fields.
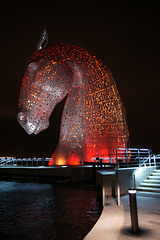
left=17, top=29, right=129, bottom=165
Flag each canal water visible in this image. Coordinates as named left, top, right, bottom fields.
left=0, top=180, right=101, bottom=240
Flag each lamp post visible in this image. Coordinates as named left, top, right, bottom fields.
left=128, top=187, right=139, bottom=234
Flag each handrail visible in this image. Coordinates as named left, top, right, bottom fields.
left=0, top=159, right=16, bottom=166
left=132, top=155, right=152, bottom=176
left=113, top=147, right=152, bottom=155
left=0, top=157, right=51, bottom=167
left=132, top=154, right=160, bottom=187
left=113, top=147, right=152, bottom=168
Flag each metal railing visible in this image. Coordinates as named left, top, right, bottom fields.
left=131, top=154, right=160, bottom=187
left=1, top=149, right=160, bottom=169
left=91, top=154, right=116, bottom=164
left=113, top=148, right=152, bottom=168
left=91, top=148, right=154, bottom=168
left=132, top=154, right=160, bottom=176
left=0, top=157, right=50, bottom=167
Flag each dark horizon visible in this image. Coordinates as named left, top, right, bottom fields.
left=0, top=1, right=160, bottom=157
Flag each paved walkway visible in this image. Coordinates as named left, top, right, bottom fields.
left=84, top=197, right=124, bottom=240
left=84, top=192, right=160, bottom=240
left=119, top=192, right=160, bottom=240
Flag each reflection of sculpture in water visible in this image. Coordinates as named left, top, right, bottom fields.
left=17, top=29, right=129, bottom=165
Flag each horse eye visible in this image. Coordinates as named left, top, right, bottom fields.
left=28, top=62, right=38, bottom=71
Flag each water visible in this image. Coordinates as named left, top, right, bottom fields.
left=0, top=181, right=101, bottom=240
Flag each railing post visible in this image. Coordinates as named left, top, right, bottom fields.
left=138, top=149, right=140, bottom=167
left=153, top=154, right=156, bottom=168
left=126, top=148, right=129, bottom=168
left=134, top=174, right=136, bottom=188
left=149, top=155, right=151, bottom=166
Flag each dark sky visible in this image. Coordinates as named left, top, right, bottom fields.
left=0, top=1, right=160, bottom=157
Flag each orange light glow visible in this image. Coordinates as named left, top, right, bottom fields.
left=68, top=154, right=80, bottom=165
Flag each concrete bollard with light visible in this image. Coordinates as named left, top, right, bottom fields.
left=128, top=187, right=139, bottom=234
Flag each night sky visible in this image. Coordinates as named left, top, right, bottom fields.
left=0, top=1, right=160, bottom=157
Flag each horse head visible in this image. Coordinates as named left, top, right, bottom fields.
left=17, top=29, right=72, bottom=135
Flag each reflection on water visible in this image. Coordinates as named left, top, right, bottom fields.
left=0, top=181, right=101, bottom=240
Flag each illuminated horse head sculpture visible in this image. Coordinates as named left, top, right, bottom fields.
left=17, top=29, right=129, bottom=165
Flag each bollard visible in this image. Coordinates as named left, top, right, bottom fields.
left=128, top=187, right=139, bottom=234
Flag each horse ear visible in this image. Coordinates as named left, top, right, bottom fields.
left=36, top=28, right=48, bottom=50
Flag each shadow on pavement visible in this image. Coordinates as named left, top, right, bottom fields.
left=121, top=226, right=152, bottom=237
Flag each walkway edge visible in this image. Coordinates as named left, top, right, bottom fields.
left=84, top=198, right=124, bottom=240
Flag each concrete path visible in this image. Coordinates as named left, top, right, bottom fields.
left=84, top=197, right=124, bottom=240
left=119, top=192, right=160, bottom=240
left=84, top=192, right=160, bottom=240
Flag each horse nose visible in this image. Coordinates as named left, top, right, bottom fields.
left=17, top=112, right=27, bottom=125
